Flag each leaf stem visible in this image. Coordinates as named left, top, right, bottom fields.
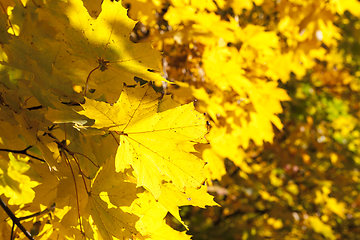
left=72, top=154, right=90, bottom=193
left=110, top=131, right=120, bottom=145
left=84, top=66, right=100, bottom=97
left=62, top=152, right=84, bottom=235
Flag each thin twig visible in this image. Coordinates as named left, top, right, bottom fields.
left=11, top=222, right=15, bottom=240
left=0, top=146, right=45, bottom=162
left=18, top=207, right=53, bottom=221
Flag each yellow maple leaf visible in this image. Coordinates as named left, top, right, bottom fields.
left=83, top=156, right=139, bottom=240
left=308, top=216, right=336, bottom=240
left=0, top=153, right=39, bottom=205
left=4, top=0, right=164, bottom=102
left=203, top=148, right=227, bottom=180
left=331, top=0, right=360, bottom=16
left=78, top=83, right=208, bottom=199
left=129, top=190, right=191, bottom=240
left=158, top=183, right=218, bottom=228
left=315, top=186, right=346, bottom=218
left=122, top=0, right=163, bottom=26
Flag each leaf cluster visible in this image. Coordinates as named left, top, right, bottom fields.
left=0, top=0, right=217, bottom=239
left=121, top=0, right=360, bottom=239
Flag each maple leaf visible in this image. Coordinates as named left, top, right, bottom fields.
left=128, top=190, right=192, bottom=240
left=48, top=0, right=163, bottom=98
left=0, top=11, right=11, bottom=44
left=0, top=153, right=39, bottom=205
left=158, top=183, right=219, bottom=228
left=77, top=83, right=208, bottom=199
left=122, top=0, right=163, bottom=26
left=308, top=216, right=336, bottom=240
left=2, top=0, right=164, bottom=102
left=32, top=150, right=140, bottom=240
left=83, top=157, right=139, bottom=240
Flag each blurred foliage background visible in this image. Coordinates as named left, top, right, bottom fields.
left=122, top=0, right=360, bottom=239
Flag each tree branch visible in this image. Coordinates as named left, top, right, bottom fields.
left=0, top=197, right=35, bottom=240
